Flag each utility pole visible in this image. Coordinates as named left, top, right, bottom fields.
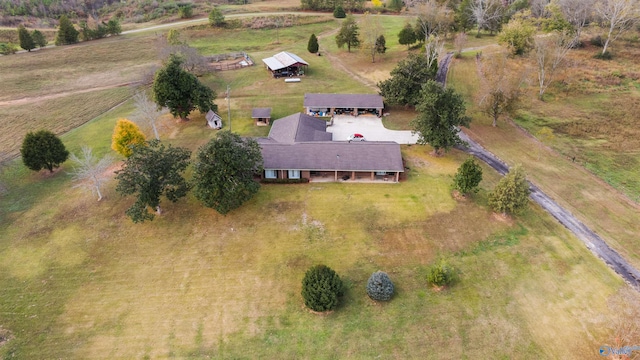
left=226, top=84, right=231, bottom=132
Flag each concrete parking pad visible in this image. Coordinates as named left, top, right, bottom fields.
left=326, top=115, right=419, bottom=144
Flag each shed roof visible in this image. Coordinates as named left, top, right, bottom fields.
left=206, top=110, right=222, bottom=122
left=303, top=93, right=384, bottom=109
left=252, top=108, right=272, bottom=119
left=268, top=113, right=332, bottom=143
left=259, top=142, right=404, bottom=172
left=261, top=51, right=308, bottom=71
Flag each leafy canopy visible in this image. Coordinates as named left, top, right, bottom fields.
left=55, top=15, right=79, bottom=45
left=31, top=29, right=47, bottom=47
left=427, top=260, right=454, bottom=287
left=115, top=140, right=191, bottom=223
left=336, top=15, right=360, bottom=52
left=488, top=164, right=530, bottom=215
left=498, top=16, right=536, bottom=56
left=452, top=157, right=483, bottom=195
left=20, top=130, right=69, bottom=173
left=378, top=53, right=438, bottom=107
left=307, top=33, right=319, bottom=53
left=153, top=54, right=217, bottom=120
left=398, top=23, right=417, bottom=48
left=209, top=7, right=225, bottom=27
left=17, top=25, right=35, bottom=51
left=301, top=265, right=344, bottom=312
left=193, top=131, right=263, bottom=215
left=111, top=118, right=146, bottom=158
left=411, top=80, right=471, bottom=155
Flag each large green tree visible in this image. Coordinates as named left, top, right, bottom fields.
left=378, top=53, right=438, bottom=107
left=152, top=54, right=217, bottom=121
left=55, top=15, right=79, bottom=45
left=411, top=80, right=471, bottom=155
left=335, top=15, right=360, bottom=52
left=398, top=23, right=417, bottom=49
left=17, top=25, right=35, bottom=51
left=192, top=131, right=263, bottom=215
left=209, top=7, right=225, bottom=27
left=20, top=130, right=69, bottom=172
left=488, top=164, right=530, bottom=215
left=452, top=157, right=483, bottom=195
left=31, top=29, right=47, bottom=47
left=307, top=33, right=319, bottom=53
left=115, top=140, right=191, bottom=223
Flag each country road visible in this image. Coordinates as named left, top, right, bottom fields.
left=436, top=54, right=640, bottom=290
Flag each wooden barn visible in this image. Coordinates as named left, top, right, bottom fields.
left=262, top=52, right=308, bottom=78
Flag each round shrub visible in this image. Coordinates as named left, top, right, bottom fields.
left=301, top=265, right=343, bottom=312
left=426, top=261, right=454, bottom=287
left=366, top=271, right=394, bottom=301
left=333, top=6, right=346, bottom=18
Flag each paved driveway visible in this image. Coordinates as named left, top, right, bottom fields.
left=327, top=115, right=419, bottom=144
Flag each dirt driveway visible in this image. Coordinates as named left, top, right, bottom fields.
left=327, top=115, right=420, bottom=144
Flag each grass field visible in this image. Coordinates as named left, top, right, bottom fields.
left=0, top=110, right=627, bottom=358
left=1, top=13, right=639, bottom=359
left=446, top=41, right=640, bottom=271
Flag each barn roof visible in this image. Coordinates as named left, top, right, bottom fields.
left=262, top=51, right=309, bottom=71
left=303, top=93, right=384, bottom=109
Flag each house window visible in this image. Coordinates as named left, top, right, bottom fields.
left=376, top=171, right=387, bottom=176
left=288, top=170, right=300, bottom=179
left=265, top=169, right=277, bottom=179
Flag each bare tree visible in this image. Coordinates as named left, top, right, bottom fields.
left=470, top=0, right=505, bottom=37
left=425, top=35, right=445, bottom=70
left=69, top=146, right=113, bottom=201
left=533, top=31, right=572, bottom=99
left=159, top=44, right=211, bottom=76
left=360, top=12, right=384, bottom=63
left=132, top=90, right=167, bottom=140
left=453, top=32, right=468, bottom=57
left=477, top=52, right=523, bottom=126
left=596, top=0, right=640, bottom=55
left=412, top=0, right=454, bottom=41
left=557, top=0, right=596, bottom=46
left=529, top=0, right=551, bottom=18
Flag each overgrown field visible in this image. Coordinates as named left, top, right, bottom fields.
left=0, top=15, right=638, bottom=359
left=447, top=41, right=640, bottom=271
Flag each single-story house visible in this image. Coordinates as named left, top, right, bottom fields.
left=206, top=110, right=223, bottom=129
left=262, top=51, right=308, bottom=78
left=303, top=93, right=384, bottom=117
left=258, top=113, right=403, bottom=182
left=252, top=108, right=272, bottom=126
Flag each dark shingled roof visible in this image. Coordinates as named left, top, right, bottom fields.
left=268, top=113, right=332, bottom=143
left=304, top=93, right=384, bottom=109
left=260, top=142, right=404, bottom=172
left=252, top=108, right=272, bottom=118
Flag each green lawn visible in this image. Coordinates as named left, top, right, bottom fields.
left=0, top=16, right=637, bottom=360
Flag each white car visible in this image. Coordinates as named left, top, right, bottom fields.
left=348, top=133, right=366, bottom=142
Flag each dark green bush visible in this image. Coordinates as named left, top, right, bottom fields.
left=589, top=35, right=604, bottom=47
left=594, top=51, right=613, bottom=60
left=426, top=260, right=454, bottom=287
left=333, top=6, right=346, bottom=18
left=366, top=271, right=394, bottom=301
left=301, top=265, right=343, bottom=312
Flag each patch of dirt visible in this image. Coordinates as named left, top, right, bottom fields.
left=451, top=190, right=467, bottom=201
left=491, top=212, right=514, bottom=224
left=0, top=327, right=13, bottom=348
